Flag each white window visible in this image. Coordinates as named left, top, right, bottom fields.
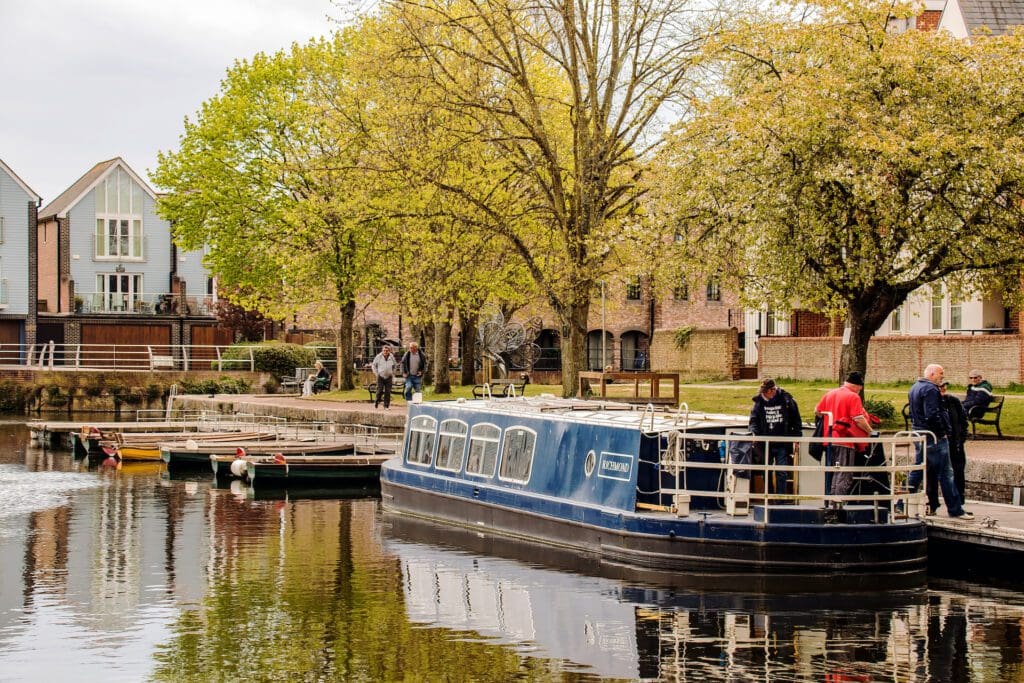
left=94, top=167, right=144, bottom=259
left=96, top=273, right=143, bottom=312
left=931, top=285, right=943, bottom=330
left=950, top=293, right=963, bottom=330
left=466, top=423, right=500, bottom=477
left=891, top=306, right=902, bottom=333
left=405, top=416, right=436, bottom=466
left=435, top=419, right=468, bottom=472
left=498, top=427, right=536, bottom=483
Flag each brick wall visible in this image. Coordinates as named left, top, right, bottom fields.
left=650, top=328, right=739, bottom=380
left=759, top=335, right=1023, bottom=385
left=917, top=10, right=942, bottom=31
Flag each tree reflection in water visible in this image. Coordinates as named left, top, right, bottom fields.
left=2, top=421, right=1024, bottom=681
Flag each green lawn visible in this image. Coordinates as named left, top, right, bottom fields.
left=309, top=378, right=1021, bottom=437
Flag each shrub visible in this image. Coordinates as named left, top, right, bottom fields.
left=0, top=381, right=29, bottom=412
left=145, top=383, right=165, bottom=401
left=179, top=376, right=252, bottom=395
left=217, top=342, right=316, bottom=379
left=864, top=396, right=897, bottom=424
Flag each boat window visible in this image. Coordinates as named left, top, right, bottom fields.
left=498, top=427, right=536, bottom=484
left=465, top=423, right=500, bottom=477
left=435, top=419, right=468, bottom=472
left=406, top=415, right=437, bottom=467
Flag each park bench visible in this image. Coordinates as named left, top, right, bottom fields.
left=280, top=367, right=314, bottom=393
left=366, top=377, right=405, bottom=401
left=969, top=395, right=1005, bottom=438
left=472, top=377, right=528, bottom=399
left=902, top=396, right=1005, bottom=438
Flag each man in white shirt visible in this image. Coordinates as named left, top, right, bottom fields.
left=371, top=345, right=397, bottom=408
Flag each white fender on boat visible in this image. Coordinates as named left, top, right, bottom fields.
left=185, top=439, right=198, bottom=450
left=230, top=459, right=247, bottom=478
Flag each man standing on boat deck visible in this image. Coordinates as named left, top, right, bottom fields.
left=908, top=364, right=973, bottom=519
left=372, top=345, right=397, bottom=409
left=748, top=378, right=802, bottom=497
left=815, top=372, right=872, bottom=497
left=401, top=342, right=428, bottom=401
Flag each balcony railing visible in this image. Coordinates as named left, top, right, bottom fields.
left=75, top=292, right=215, bottom=316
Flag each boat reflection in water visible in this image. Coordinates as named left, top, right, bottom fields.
left=383, top=513, right=981, bottom=681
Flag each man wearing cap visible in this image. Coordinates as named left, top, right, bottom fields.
left=940, top=380, right=968, bottom=506
left=908, top=364, right=972, bottom=519
left=815, top=372, right=872, bottom=496
left=962, top=370, right=994, bottom=419
left=749, top=378, right=802, bottom=497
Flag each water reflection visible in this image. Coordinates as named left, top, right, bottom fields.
left=2, top=422, right=1024, bottom=681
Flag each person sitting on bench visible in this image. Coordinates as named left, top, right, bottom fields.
left=303, top=361, right=331, bottom=395
left=963, top=369, right=994, bottom=419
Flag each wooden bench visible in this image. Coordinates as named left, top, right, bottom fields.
left=969, top=395, right=1004, bottom=438
left=472, top=378, right=528, bottom=399
left=366, top=377, right=405, bottom=401
left=150, top=355, right=175, bottom=370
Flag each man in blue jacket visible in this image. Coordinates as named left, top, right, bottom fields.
left=908, top=364, right=973, bottom=519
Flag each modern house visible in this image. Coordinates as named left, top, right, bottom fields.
left=0, top=158, right=40, bottom=356
left=33, top=158, right=230, bottom=362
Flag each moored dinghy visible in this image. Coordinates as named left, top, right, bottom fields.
left=380, top=397, right=930, bottom=582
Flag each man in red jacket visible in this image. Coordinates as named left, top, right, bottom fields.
left=815, top=371, right=872, bottom=496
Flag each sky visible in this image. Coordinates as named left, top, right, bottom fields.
left=0, top=0, right=344, bottom=202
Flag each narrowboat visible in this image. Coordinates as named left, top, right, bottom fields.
left=380, top=397, right=929, bottom=579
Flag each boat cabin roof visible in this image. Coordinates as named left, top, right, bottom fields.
left=419, top=397, right=747, bottom=435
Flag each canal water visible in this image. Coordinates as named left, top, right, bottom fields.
left=2, top=422, right=1024, bottom=681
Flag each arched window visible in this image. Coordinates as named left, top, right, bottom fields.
left=405, top=415, right=436, bottom=467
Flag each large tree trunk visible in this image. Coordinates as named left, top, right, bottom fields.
left=458, top=308, right=478, bottom=386
left=433, top=316, right=452, bottom=394
left=839, top=293, right=900, bottom=385
left=337, top=299, right=356, bottom=390
left=560, top=300, right=590, bottom=398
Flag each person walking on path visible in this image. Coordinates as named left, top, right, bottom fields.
left=401, top=342, right=428, bottom=401
left=371, top=345, right=397, bottom=409
left=815, top=372, right=873, bottom=497
left=941, top=380, right=969, bottom=506
left=908, top=364, right=973, bottom=519
left=963, top=370, right=994, bottom=419
left=748, top=378, right=802, bottom=497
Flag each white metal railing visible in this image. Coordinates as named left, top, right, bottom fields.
left=653, top=431, right=929, bottom=523
left=2, top=342, right=340, bottom=373
left=75, top=292, right=215, bottom=316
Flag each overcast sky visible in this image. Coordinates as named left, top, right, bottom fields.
left=0, top=0, right=342, bottom=202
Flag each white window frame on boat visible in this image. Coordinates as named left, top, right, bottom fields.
left=497, top=426, right=536, bottom=484
left=435, top=419, right=468, bottom=472
left=405, top=415, right=437, bottom=467
left=465, top=423, right=501, bottom=478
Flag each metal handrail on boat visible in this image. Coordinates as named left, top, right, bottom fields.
left=653, top=431, right=929, bottom=524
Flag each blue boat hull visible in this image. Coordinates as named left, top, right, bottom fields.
left=380, top=468, right=928, bottom=576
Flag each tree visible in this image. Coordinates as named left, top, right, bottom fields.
left=154, top=35, right=388, bottom=390
left=656, top=1, right=1024, bottom=380
left=215, top=295, right=276, bottom=342
left=370, top=0, right=717, bottom=395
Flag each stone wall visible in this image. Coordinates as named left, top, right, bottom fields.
left=650, top=328, right=739, bottom=380
left=759, top=335, right=1022, bottom=385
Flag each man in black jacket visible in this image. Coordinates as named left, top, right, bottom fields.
left=749, top=378, right=802, bottom=496
left=941, top=380, right=968, bottom=506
